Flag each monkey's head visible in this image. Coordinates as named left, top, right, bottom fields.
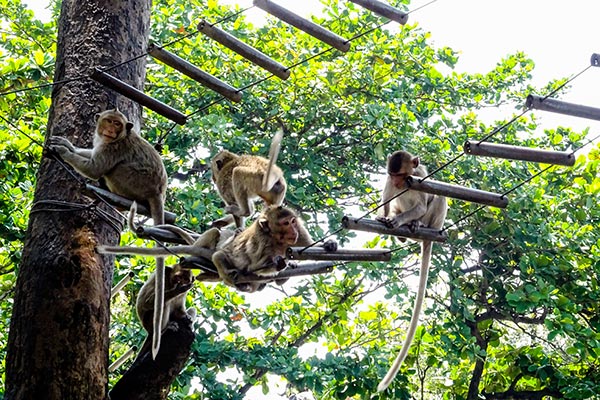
left=210, top=150, right=237, bottom=182
left=95, top=109, right=133, bottom=143
left=169, top=264, right=195, bottom=286
left=258, top=206, right=300, bottom=246
left=387, top=150, right=418, bottom=189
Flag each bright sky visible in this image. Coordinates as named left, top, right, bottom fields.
left=24, top=1, right=600, bottom=398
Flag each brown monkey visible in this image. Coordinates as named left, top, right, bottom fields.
left=211, top=130, right=286, bottom=228
left=48, top=109, right=168, bottom=360
left=212, top=205, right=337, bottom=293
left=376, top=150, right=447, bottom=392
left=135, top=263, right=195, bottom=360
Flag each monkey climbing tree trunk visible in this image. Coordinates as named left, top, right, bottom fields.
left=5, top=1, right=151, bottom=399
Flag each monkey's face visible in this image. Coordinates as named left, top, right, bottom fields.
left=95, top=110, right=132, bottom=143
left=387, top=151, right=418, bottom=189
left=277, top=215, right=300, bottom=245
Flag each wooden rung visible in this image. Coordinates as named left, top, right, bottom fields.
left=464, top=140, right=575, bottom=166
left=592, top=53, right=599, bottom=67
left=148, top=44, right=242, bottom=103
left=406, top=176, right=508, bottom=208
left=197, top=20, right=290, bottom=80
left=179, top=256, right=218, bottom=275
left=286, top=247, right=391, bottom=261
left=84, top=184, right=176, bottom=224
left=342, top=216, right=448, bottom=242
left=526, top=94, right=600, bottom=122
left=90, top=68, right=187, bottom=125
left=110, top=271, right=134, bottom=298
left=84, top=184, right=177, bottom=224
left=109, top=346, right=138, bottom=373
left=253, top=0, right=350, bottom=52
left=348, top=0, right=408, bottom=25
left=235, top=261, right=335, bottom=283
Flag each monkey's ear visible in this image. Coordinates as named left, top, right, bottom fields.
left=215, top=159, right=224, bottom=170
left=94, top=113, right=101, bottom=122
left=258, top=218, right=270, bottom=233
left=125, top=122, right=134, bottom=132
left=412, top=156, right=420, bottom=168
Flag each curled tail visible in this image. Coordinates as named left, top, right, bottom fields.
left=377, top=241, right=432, bottom=392
left=262, top=129, right=283, bottom=191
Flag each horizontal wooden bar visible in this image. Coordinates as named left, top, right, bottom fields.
left=592, top=53, right=599, bottom=67
left=348, top=0, right=408, bottom=25
left=197, top=20, right=290, bottom=80
left=179, top=256, right=219, bottom=276
left=84, top=184, right=177, bottom=224
left=235, top=261, right=335, bottom=283
left=406, top=176, right=508, bottom=208
left=342, top=216, right=448, bottom=242
left=464, top=140, right=575, bottom=166
left=110, top=271, right=135, bottom=298
left=526, top=94, right=600, bottom=122
left=287, top=247, right=391, bottom=261
left=148, top=44, right=242, bottom=103
left=253, top=0, right=350, bottom=52
left=90, top=67, right=187, bottom=124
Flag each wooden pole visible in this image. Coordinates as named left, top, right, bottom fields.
left=342, top=216, right=448, bottom=242
left=591, top=53, right=599, bottom=67
left=84, top=184, right=177, bottom=224
left=108, top=346, right=137, bottom=373
left=235, top=261, right=335, bottom=283
left=406, top=176, right=508, bottom=208
left=90, top=68, right=187, bottom=124
left=348, top=0, right=408, bottom=25
left=253, top=0, right=350, bottom=52
left=287, top=247, right=391, bottom=261
left=197, top=20, right=290, bottom=80
left=147, top=44, right=243, bottom=102
left=526, top=94, right=600, bottom=122
left=464, top=140, right=575, bottom=166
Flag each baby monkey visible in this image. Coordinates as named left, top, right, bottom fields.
left=212, top=205, right=337, bottom=293
left=48, top=109, right=168, bottom=360
left=135, top=263, right=196, bottom=361
left=376, top=150, right=447, bottom=392
left=211, top=130, right=286, bottom=228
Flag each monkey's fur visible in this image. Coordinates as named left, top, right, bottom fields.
left=376, top=150, right=447, bottom=392
left=211, top=131, right=286, bottom=228
left=135, top=264, right=196, bottom=360
left=48, top=109, right=168, bottom=360
left=212, top=205, right=337, bottom=293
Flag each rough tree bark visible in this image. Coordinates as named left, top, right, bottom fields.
left=5, top=1, right=150, bottom=399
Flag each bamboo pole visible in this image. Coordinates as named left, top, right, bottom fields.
left=342, top=216, right=448, bottom=242
left=526, top=94, right=600, bottom=122
left=84, top=184, right=177, bottom=224
left=406, top=176, right=508, bottom=208
left=197, top=21, right=290, bottom=80
left=348, top=0, right=408, bottom=25
left=253, top=0, right=350, bottom=52
left=90, top=68, right=187, bottom=124
left=110, top=271, right=135, bottom=298
left=464, top=140, right=575, bottom=166
left=148, top=44, right=242, bottom=102
left=287, top=247, right=391, bottom=261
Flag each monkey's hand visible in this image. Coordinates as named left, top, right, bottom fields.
left=322, top=240, right=338, bottom=252
left=273, top=255, right=288, bottom=271
left=48, top=136, right=76, bottom=155
left=376, top=216, right=397, bottom=229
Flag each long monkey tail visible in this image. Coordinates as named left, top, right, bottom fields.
left=148, top=196, right=165, bottom=360
left=262, top=129, right=283, bottom=191
left=377, top=240, right=433, bottom=392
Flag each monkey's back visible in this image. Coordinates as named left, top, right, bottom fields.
left=101, top=132, right=167, bottom=202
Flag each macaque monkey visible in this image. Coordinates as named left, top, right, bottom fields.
left=375, top=150, right=447, bottom=392
left=212, top=205, right=337, bottom=293
left=135, top=263, right=196, bottom=360
left=211, top=130, right=286, bottom=228
left=48, top=109, right=168, bottom=360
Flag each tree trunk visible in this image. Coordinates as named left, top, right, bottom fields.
left=5, top=1, right=150, bottom=399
